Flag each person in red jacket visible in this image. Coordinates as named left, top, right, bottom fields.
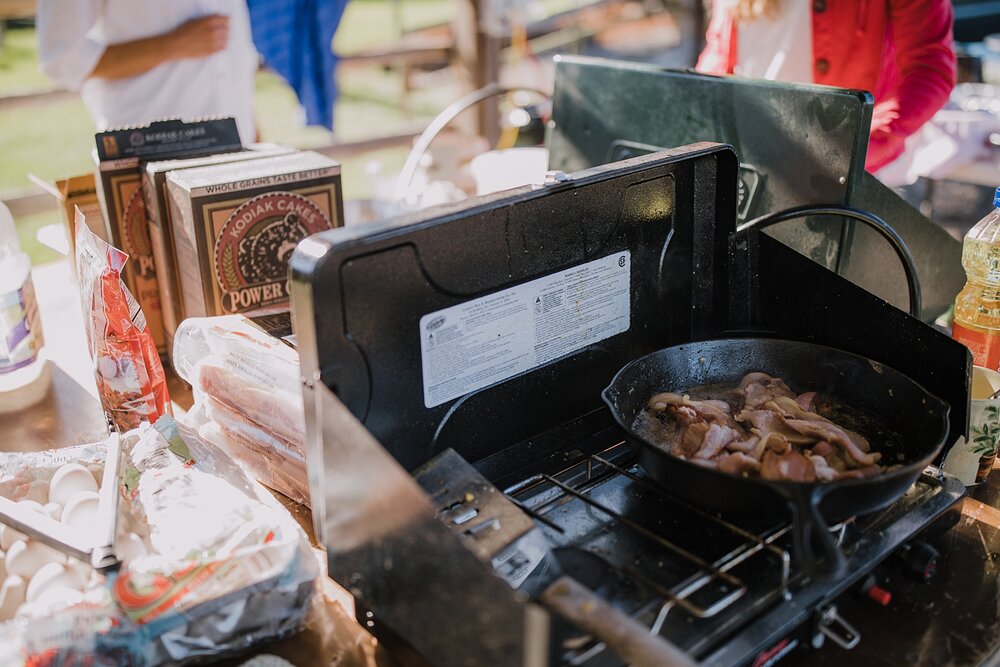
left=696, top=0, right=957, bottom=173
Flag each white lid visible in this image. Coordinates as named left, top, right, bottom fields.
left=0, top=202, right=19, bottom=260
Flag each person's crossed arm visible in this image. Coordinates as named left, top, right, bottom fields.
left=866, top=0, right=956, bottom=171
left=37, top=1, right=231, bottom=89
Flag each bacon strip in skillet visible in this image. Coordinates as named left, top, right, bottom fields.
left=640, top=373, right=887, bottom=482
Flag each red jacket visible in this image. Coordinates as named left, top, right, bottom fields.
left=696, top=0, right=956, bottom=172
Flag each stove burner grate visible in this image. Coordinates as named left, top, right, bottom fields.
left=500, top=441, right=850, bottom=660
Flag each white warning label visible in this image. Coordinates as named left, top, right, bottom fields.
left=420, top=251, right=631, bottom=408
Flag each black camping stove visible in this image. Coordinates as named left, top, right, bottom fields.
left=291, top=143, right=971, bottom=667
left=486, top=434, right=963, bottom=666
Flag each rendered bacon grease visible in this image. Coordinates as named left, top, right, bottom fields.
left=635, top=372, right=892, bottom=482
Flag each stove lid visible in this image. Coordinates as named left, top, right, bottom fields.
left=291, top=143, right=738, bottom=472
left=547, top=56, right=872, bottom=274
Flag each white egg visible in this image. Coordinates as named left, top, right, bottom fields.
left=20, top=481, right=48, bottom=505
left=0, top=526, right=24, bottom=552
left=5, top=540, right=64, bottom=580
left=65, top=559, right=93, bottom=588
left=0, top=576, right=25, bottom=621
left=25, top=562, right=84, bottom=603
left=116, top=532, right=148, bottom=564
left=61, top=491, right=100, bottom=530
left=22, top=586, right=83, bottom=618
left=85, top=464, right=104, bottom=488
left=15, top=500, right=44, bottom=514
left=48, top=464, right=98, bottom=507
left=14, top=600, right=42, bottom=618
left=42, top=503, right=62, bottom=521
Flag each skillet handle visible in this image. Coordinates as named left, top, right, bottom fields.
left=541, top=576, right=698, bottom=667
left=784, top=485, right=848, bottom=581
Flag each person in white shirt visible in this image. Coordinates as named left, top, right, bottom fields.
left=36, top=1, right=258, bottom=144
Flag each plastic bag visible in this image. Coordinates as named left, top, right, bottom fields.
left=190, top=398, right=310, bottom=505
left=173, top=314, right=309, bottom=504
left=0, top=422, right=318, bottom=665
left=173, top=314, right=302, bottom=444
left=75, top=213, right=170, bottom=431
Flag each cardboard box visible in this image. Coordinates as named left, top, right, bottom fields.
left=94, top=119, right=243, bottom=355
left=167, top=151, right=343, bottom=319
left=28, top=173, right=108, bottom=262
left=142, top=144, right=297, bottom=354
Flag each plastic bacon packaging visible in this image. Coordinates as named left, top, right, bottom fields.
left=75, top=208, right=170, bottom=431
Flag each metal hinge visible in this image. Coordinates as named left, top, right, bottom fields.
left=816, top=604, right=860, bottom=650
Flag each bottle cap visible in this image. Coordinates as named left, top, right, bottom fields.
left=994, top=186, right=1000, bottom=208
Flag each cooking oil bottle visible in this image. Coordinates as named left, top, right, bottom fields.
left=953, top=187, right=1000, bottom=371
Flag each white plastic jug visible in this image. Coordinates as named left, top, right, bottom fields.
left=470, top=147, right=548, bottom=196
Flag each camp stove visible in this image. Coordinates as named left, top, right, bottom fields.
left=290, top=143, right=970, bottom=666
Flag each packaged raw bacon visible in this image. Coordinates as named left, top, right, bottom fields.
left=173, top=312, right=310, bottom=504
left=75, top=208, right=170, bottom=431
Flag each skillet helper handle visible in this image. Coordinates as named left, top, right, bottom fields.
left=540, top=575, right=698, bottom=667
left=785, top=485, right=848, bottom=581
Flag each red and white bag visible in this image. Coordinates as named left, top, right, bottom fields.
left=75, top=208, right=170, bottom=431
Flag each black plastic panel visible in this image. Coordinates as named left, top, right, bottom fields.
left=728, top=229, right=971, bottom=447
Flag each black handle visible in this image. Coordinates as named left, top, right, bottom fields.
left=783, top=485, right=848, bottom=581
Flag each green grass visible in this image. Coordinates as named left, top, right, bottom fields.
left=0, top=97, right=96, bottom=194
left=333, top=0, right=456, bottom=54
left=15, top=208, right=62, bottom=265
left=0, top=26, right=51, bottom=92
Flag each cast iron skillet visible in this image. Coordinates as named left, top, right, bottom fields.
left=601, top=338, right=951, bottom=581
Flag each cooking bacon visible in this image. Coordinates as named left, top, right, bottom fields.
left=647, top=392, right=741, bottom=430
left=782, top=419, right=880, bottom=467
left=760, top=449, right=816, bottom=483
left=718, top=452, right=762, bottom=476
left=739, top=372, right=796, bottom=409
left=737, top=409, right=815, bottom=446
left=694, top=424, right=743, bottom=460
left=637, top=372, right=891, bottom=482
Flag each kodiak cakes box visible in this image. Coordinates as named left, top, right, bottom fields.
left=142, top=143, right=296, bottom=353
left=166, top=151, right=343, bottom=319
left=95, top=118, right=243, bottom=354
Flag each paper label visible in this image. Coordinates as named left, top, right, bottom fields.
left=0, top=276, right=43, bottom=374
left=420, top=251, right=631, bottom=408
left=953, top=321, right=1000, bottom=372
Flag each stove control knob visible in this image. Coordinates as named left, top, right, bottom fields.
left=899, top=540, right=939, bottom=583
left=856, top=574, right=892, bottom=606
